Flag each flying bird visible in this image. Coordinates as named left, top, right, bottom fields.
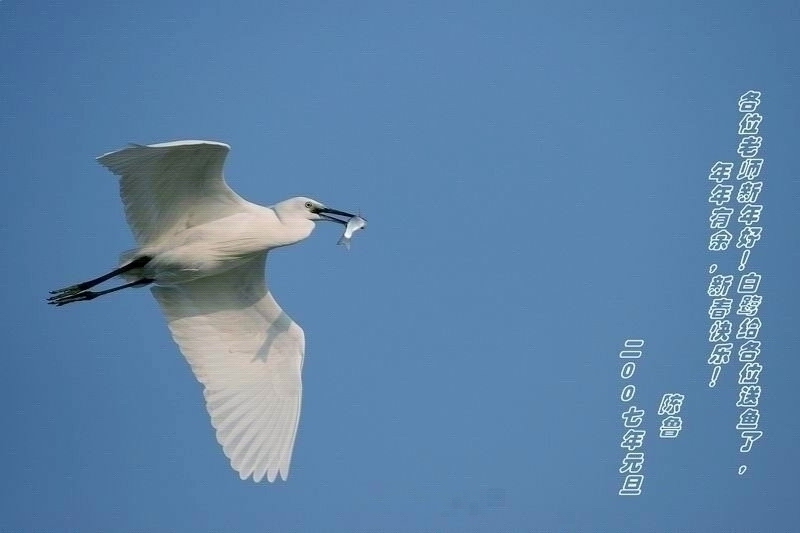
left=48, top=140, right=359, bottom=482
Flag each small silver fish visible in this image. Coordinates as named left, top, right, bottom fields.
left=337, top=215, right=367, bottom=250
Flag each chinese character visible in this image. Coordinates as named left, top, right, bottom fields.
left=708, top=274, right=734, bottom=296
left=737, top=136, right=762, bottom=158
left=707, top=343, right=733, bottom=365
left=737, top=272, right=762, bottom=293
left=737, top=295, right=763, bottom=316
left=739, top=340, right=762, bottom=362
left=621, top=429, right=646, bottom=451
left=709, top=230, right=733, bottom=251
left=736, top=227, right=763, bottom=249
left=709, top=184, right=734, bottom=206
left=619, top=452, right=645, bottom=474
left=659, top=416, right=683, bottom=438
left=709, top=320, right=733, bottom=342
left=738, top=113, right=763, bottom=135
left=739, top=430, right=763, bottom=452
left=621, top=406, right=645, bottom=428
left=708, top=298, right=733, bottom=319
left=736, top=408, right=760, bottom=430
left=619, top=474, right=644, bottom=496
left=737, top=317, right=762, bottom=340
left=736, top=158, right=763, bottom=180
left=620, top=362, right=637, bottom=379
left=737, top=181, right=763, bottom=203
left=736, top=385, right=761, bottom=407
left=738, top=90, right=762, bottom=112
left=621, top=384, right=636, bottom=402
left=658, top=393, right=685, bottom=415
left=709, top=207, right=735, bottom=229
left=708, top=161, right=734, bottom=183
left=738, top=204, right=763, bottom=226
left=739, top=362, right=763, bottom=385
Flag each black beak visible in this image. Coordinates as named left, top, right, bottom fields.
left=317, top=207, right=355, bottom=225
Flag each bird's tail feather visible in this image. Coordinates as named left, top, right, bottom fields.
left=118, top=248, right=140, bottom=266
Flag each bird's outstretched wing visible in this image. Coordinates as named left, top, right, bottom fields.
left=97, top=140, right=250, bottom=246
left=151, top=252, right=305, bottom=483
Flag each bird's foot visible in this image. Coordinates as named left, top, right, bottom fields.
left=48, top=283, right=90, bottom=300
left=47, top=290, right=97, bottom=306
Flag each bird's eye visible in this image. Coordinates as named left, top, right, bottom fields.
left=305, top=201, right=313, bottom=209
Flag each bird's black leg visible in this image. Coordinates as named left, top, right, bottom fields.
left=48, top=278, right=154, bottom=306
left=48, top=256, right=152, bottom=299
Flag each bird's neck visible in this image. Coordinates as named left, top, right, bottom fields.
left=272, top=215, right=314, bottom=248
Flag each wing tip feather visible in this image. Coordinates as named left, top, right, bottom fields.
left=95, top=139, right=230, bottom=165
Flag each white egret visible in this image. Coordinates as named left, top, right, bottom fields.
left=48, top=140, right=359, bottom=482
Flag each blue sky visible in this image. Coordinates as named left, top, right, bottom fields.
left=2, top=1, right=799, bottom=531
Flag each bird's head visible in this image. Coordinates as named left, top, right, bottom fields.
left=276, top=197, right=355, bottom=225
left=270, top=197, right=356, bottom=246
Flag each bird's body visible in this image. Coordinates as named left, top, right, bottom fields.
left=49, top=140, right=359, bottom=483
left=120, top=208, right=308, bottom=285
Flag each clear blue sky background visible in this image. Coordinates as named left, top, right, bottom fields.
left=2, top=2, right=799, bottom=532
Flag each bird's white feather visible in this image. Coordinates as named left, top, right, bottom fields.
left=88, top=140, right=336, bottom=482
left=151, top=252, right=305, bottom=482
left=97, top=141, right=250, bottom=246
